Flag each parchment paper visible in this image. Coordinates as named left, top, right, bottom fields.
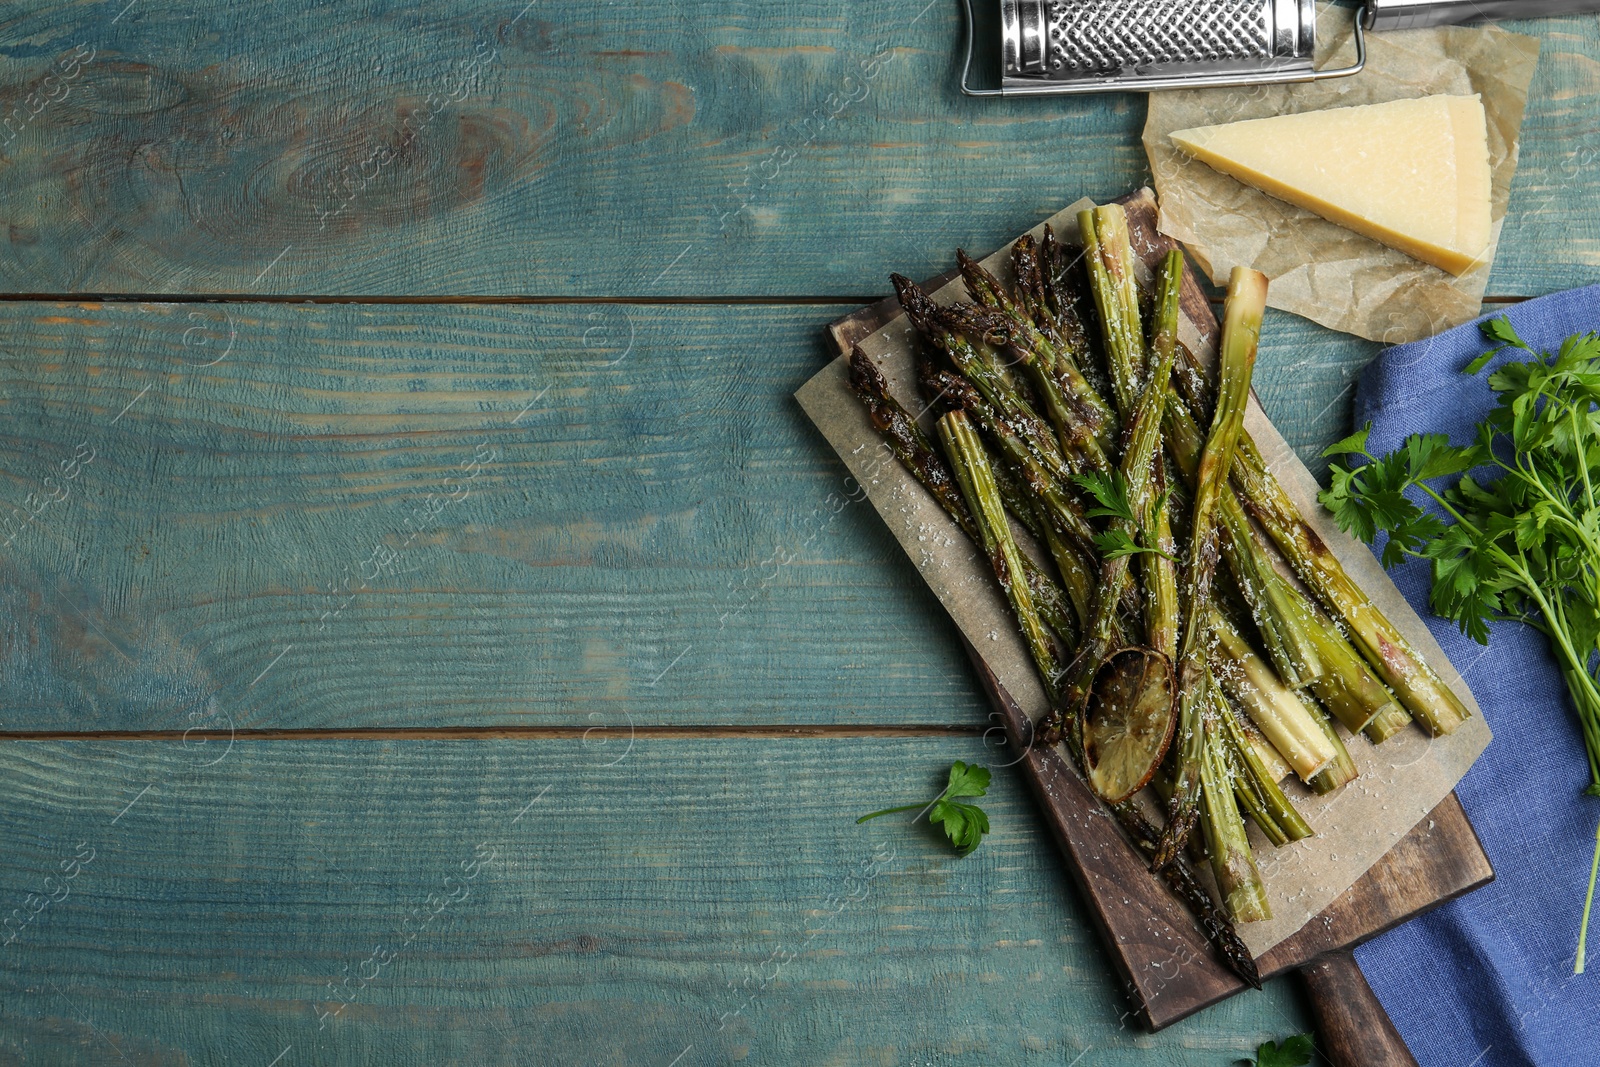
left=796, top=194, right=1491, bottom=957
left=1145, top=11, right=1540, bottom=344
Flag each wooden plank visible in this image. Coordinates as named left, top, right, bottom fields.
left=0, top=4, right=1591, bottom=297
left=0, top=736, right=1312, bottom=1064
left=0, top=300, right=990, bottom=730
left=0, top=299, right=1371, bottom=733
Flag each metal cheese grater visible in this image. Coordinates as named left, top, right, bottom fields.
left=961, top=0, right=1600, bottom=96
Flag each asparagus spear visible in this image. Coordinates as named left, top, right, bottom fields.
left=1218, top=692, right=1314, bottom=845
left=1142, top=272, right=1183, bottom=662
left=1200, top=705, right=1273, bottom=923
left=847, top=347, right=1080, bottom=645
left=1011, top=235, right=1059, bottom=340
left=992, top=460, right=1092, bottom=636
left=1302, top=606, right=1403, bottom=735
left=1040, top=225, right=1118, bottom=409
left=939, top=410, right=1064, bottom=696
left=1211, top=610, right=1340, bottom=783
left=1146, top=459, right=1181, bottom=660
left=1364, top=703, right=1415, bottom=744
left=1113, top=798, right=1263, bottom=988
left=1078, top=206, right=1149, bottom=415
left=1239, top=711, right=1295, bottom=784
left=1155, top=266, right=1267, bottom=870
left=1247, top=450, right=1472, bottom=736
left=1305, top=699, right=1360, bottom=796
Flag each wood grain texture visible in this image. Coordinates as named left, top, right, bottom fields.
left=0, top=3, right=1592, bottom=296
left=0, top=298, right=1370, bottom=733
left=1302, top=952, right=1421, bottom=1067
left=0, top=736, right=1313, bottom=1065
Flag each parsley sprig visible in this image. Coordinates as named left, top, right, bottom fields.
left=1319, top=316, right=1600, bottom=974
left=857, top=761, right=991, bottom=855
left=1071, top=469, right=1178, bottom=563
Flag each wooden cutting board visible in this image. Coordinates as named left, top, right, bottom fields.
left=820, top=192, right=1494, bottom=1052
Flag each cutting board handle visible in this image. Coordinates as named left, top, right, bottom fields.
left=1301, top=950, right=1419, bottom=1067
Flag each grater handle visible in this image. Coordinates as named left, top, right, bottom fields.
left=1366, top=0, right=1600, bottom=31
left=959, top=0, right=1004, bottom=96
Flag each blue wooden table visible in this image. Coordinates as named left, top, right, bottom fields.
left=1, top=3, right=1595, bottom=1063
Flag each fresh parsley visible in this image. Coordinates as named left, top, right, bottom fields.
left=1242, top=1033, right=1314, bottom=1067
left=1318, top=316, right=1600, bottom=973
left=1073, top=469, right=1138, bottom=523
left=857, top=761, right=992, bottom=856
left=1071, top=470, right=1178, bottom=562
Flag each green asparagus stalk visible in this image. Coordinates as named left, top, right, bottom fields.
left=1146, top=459, right=1181, bottom=660
left=992, top=460, right=1090, bottom=635
left=1218, top=692, right=1314, bottom=845
left=1305, top=699, right=1360, bottom=796
left=1239, top=711, right=1295, bottom=784
left=1211, top=610, right=1340, bottom=783
left=1111, top=799, right=1263, bottom=988
left=938, top=409, right=1063, bottom=695
left=1223, top=745, right=1288, bottom=848
left=1078, top=205, right=1149, bottom=415
left=1200, top=706, right=1273, bottom=922
left=1011, top=234, right=1065, bottom=352
left=1302, top=606, right=1403, bottom=735
left=1225, top=512, right=1324, bottom=689
left=1364, top=703, right=1415, bottom=744
left=1143, top=271, right=1184, bottom=661
left=1040, top=225, right=1119, bottom=409
left=1155, top=266, right=1266, bottom=870
left=1238, top=432, right=1470, bottom=734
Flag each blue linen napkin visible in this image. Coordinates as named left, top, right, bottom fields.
left=1348, top=284, right=1600, bottom=1067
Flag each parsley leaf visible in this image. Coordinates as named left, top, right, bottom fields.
left=1481, top=314, right=1529, bottom=350
left=1321, top=423, right=1372, bottom=459
left=1243, top=1033, right=1314, bottom=1067
left=1071, top=469, right=1137, bottom=523
left=857, top=761, right=992, bottom=856
left=941, top=760, right=990, bottom=800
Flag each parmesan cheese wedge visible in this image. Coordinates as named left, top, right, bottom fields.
left=1169, top=95, right=1493, bottom=277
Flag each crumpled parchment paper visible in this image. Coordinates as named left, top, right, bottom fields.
left=1145, top=10, right=1540, bottom=343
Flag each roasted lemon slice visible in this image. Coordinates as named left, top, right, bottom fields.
left=1082, top=648, right=1178, bottom=804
